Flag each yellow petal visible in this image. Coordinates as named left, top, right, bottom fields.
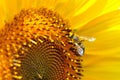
left=77, top=10, right=120, bottom=36
left=100, top=0, right=120, bottom=15
left=70, top=0, right=107, bottom=29
left=82, top=54, right=120, bottom=80
left=0, top=0, right=7, bottom=29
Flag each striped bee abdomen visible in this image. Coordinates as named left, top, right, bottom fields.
left=0, top=8, right=83, bottom=80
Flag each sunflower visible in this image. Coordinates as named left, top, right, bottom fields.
left=0, top=0, right=120, bottom=80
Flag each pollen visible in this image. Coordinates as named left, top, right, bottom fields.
left=0, top=8, right=83, bottom=80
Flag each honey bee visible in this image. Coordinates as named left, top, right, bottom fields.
left=68, top=33, right=85, bottom=56
left=68, top=32, right=96, bottom=56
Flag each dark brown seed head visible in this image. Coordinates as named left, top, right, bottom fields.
left=0, top=8, right=83, bottom=80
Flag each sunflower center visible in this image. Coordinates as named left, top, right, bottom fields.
left=0, top=8, right=83, bottom=80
